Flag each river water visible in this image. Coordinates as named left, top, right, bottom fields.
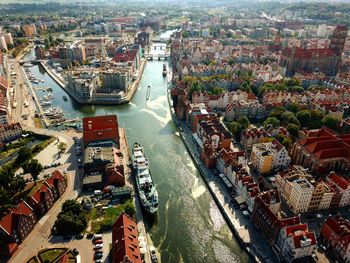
left=24, top=32, right=250, bottom=263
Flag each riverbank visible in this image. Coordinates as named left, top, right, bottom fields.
left=166, top=87, right=277, bottom=263
left=39, top=59, right=147, bottom=105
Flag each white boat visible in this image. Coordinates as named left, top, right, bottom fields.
left=23, top=62, right=33, bottom=67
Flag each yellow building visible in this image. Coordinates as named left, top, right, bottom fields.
left=251, top=143, right=275, bottom=174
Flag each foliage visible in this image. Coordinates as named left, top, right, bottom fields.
left=296, top=110, right=312, bottom=128
left=22, top=159, right=43, bottom=183
left=275, top=134, right=293, bottom=150
left=264, top=117, right=280, bottom=128
left=287, top=124, right=300, bottom=139
left=322, top=115, right=340, bottom=131
left=38, top=248, right=67, bottom=263
left=54, top=200, right=88, bottom=235
left=228, top=117, right=250, bottom=140
left=57, top=142, right=67, bottom=153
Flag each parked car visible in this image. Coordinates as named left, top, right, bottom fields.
left=94, top=239, right=103, bottom=244
left=86, top=233, right=94, bottom=239
left=94, top=244, right=103, bottom=250
left=93, top=234, right=103, bottom=240
left=150, top=246, right=158, bottom=263
left=94, top=253, right=103, bottom=260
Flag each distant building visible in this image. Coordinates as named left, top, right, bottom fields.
left=320, top=215, right=350, bottom=263
left=22, top=24, right=37, bottom=37
left=100, top=69, right=131, bottom=93
left=0, top=35, right=7, bottom=51
left=112, top=213, right=142, bottom=263
left=34, top=46, right=45, bottom=60
left=279, top=25, right=348, bottom=76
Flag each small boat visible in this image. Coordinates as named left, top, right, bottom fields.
left=47, top=87, right=53, bottom=92
left=146, top=85, right=151, bottom=101
left=63, top=95, right=68, bottom=101
left=162, top=64, right=167, bottom=77
left=31, top=80, right=39, bottom=84
left=40, top=101, right=52, bottom=107
left=23, top=62, right=33, bottom=67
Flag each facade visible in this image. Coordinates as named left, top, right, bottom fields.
left=288, top=179, right=314, bottom=214
left=320, top=215, right=350, bottom=263
left=35, top=46, right=45, bottom=60
left=100, top=69, right=131, bottom=93
left=0, top=202, right=37, bottom=256
left=0, top=35, right=7, bottom=51
left=326, top=172, right=350, bottom=207
left=225, top=101, right=265, bottom=121
left=112, top=213, right=142, bottom=263
left=276, top=223, right=316, bottom=262
left=22, top=24, right=37, bottom=37
left=240, top=128, right=270, bottom=151
left=0, top=123, right=22, bottom=143
left=251, top=140, right=290, bottom=174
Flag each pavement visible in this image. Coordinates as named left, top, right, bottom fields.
left=8, top=127, right=85, bottom=263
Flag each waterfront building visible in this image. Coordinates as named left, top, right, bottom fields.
left=34, top=46, right=45, bottom=60
left=82, top=115, right=125, bottom=189
left=252, top=190, right=300, bottom=246
left=291, top=128, right=350, bottom=174
left=320, top=215, right=350, bottom=263
left=66, top=71, right=99, bottom=100
left=134, top=31, right=150, bottom=49
left=0, top=122, right=22, bottom=143
left=112, top=213, right=142, bottom=263
left=100, top=68, right=131, bottom=93
left=275, top=223, right=316, bottom=262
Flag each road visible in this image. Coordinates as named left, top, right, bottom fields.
left=8, top=127, right=85, bottom=263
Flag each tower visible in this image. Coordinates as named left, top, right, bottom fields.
left=329, top=25, right=348, bottom=56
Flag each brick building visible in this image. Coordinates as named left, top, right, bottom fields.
left=83, top=115, right=119, bottom=146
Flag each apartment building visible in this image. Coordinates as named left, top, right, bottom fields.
left=289, top=179, right=314, bottom=214
left=0, top=123, right=22, bottom=143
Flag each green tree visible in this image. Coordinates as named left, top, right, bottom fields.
left=264, top=117, right=280, bottom=128
left=238, top=116, right=250, bottom=130
left=309, top=110, right=325, bottom=129
left=228, top=121, right=240, bottom=136
left=125, top=203, right=136, bottom=218
left=287, top=123, right=300, bottom=139
left=286, top=103, right=299, bottom=113
left=275, top=134, right=293, bottom=150
left=22, top=159, right=43, bottom=183
left=322, top=115, right=340, bottom=131
left=296, top=110, right=311, bottom=128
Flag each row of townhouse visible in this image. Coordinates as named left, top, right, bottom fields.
left=192, top=89, right=258, bottom=110
left=0, top=171, right=67, bottom=256
left=320, top=214, right=350, bottom=263
left=252, top=190, right=317, bottom=262
left=250, top=139, right=291, bottom=174
left=276, top=166, right=350, bottom=214
left=225, top=100, right=265, bottom=121
left=0, top=122, right=22, bottom=143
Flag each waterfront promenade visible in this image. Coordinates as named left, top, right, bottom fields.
left=167, top=89, right=277, bottom=263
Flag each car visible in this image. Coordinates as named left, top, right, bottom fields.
left=94, top=239, right=103, bottom=244
left=93, top=253, right=103, bottom=260
left=86, top=233, right=94, bottom=239
left=94, top=244, right=103, bottom=249
left=95, top=260, right=102, bottom=263
left=93, top=234, right=103, bottom=240
left=75, top=233, right=84, bottom=239
left=150, top=246, right=158, bottom=263
left=72, top=248, right=79, bottom=255
left=316, top=214, right=323, bottom=218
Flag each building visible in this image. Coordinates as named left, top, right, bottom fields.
left=112, top=213, right=142, bottom=263
left=100, top=69, right=131, bottom=93
left=22, top=24, right=37, bottom=37
left=279, top=25, right=348, bottom=76
left=83, top=115, right=120, bottom=146
left=251, top=140, right=290, bottom=174
left=326, top=172, right=350, bottom=207
left=0, top=202, right=37, bottom=256
left=252, top=190, right=301, bottom=246
left=276, top=223, right=316, bottom=262
left=291, top=128, right=350, bottom=174
left=320, top=215, right=350, bottom=263
left=225, top=101, right=265, bottom=121
left=240, top=128, right=270, bottom=151
left=34, top=46, right=45, bottom=60
left=0, top=35, right=7, bottom=51
left=288, top=179, right=314, bottom=214
left=0, top=123, right=22, bottom=143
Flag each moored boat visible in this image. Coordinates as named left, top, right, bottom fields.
left=132, top=143, right=158, bottom=214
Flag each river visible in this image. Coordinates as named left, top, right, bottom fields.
left=24, top=31, right=250, bottom=263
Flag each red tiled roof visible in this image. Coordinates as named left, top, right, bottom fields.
left=328, top=172, right=350, bottom=190
left=112, top=213, right=141, bottom=263
left=0, top=202, right=34, bottom=236
left=45, top=170, right=64, bottom=188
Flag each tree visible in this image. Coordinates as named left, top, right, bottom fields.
left=22, top=159, right=43, bottom=183
left=264, top=117, right=280, bottom=128
left=296, top=110, right=311, bottom=128
left=287, top=123, right=300, bottom=139
left=228, top=121, right=240, bottom=136
left=238, top=116, right=250, bottom=130
left=269, top=107, right=286, bottom=120
left=57, top=142, right=67, bottom=153
left=275, top=134, right=293, bottom=150
left=125, top=203, right=136, bottom=218
left=286, top=103, right=299, bottom=113
left=309, top=110, right=325, bottom=129
left=322, top=115, right=340, bottom=131
left=16, top=146, right=32, bottom=164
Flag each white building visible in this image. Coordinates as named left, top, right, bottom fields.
left=289, top=179, right=314, bottom=214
